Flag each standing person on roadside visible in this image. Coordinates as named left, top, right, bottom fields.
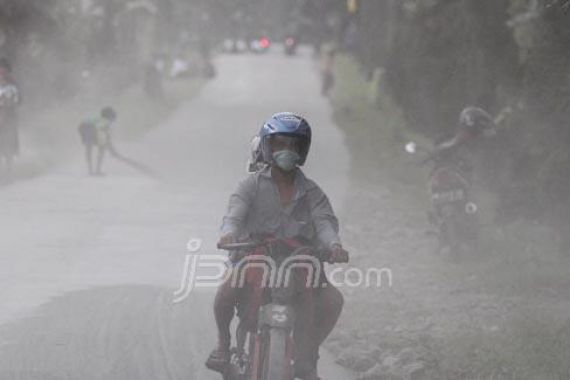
left=78, top=107, right=117, bottom=176
left=0, top=58, right=21, bottom=183
left=321, top=47, right=336, bottom=97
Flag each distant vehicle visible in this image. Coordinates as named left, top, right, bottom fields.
left=222, top=37, right=270, bottom=54
left=283, top=36, right=298, bottom=56
left=223, top=39, right=249, bottom=54
left=250, top=36, right=271, bottom=54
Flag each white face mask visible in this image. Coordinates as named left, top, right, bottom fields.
left=272, top=150, right=301, bottom=171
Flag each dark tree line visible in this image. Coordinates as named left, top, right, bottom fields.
left=348, top=0, right=570, bottom=235
left=0, top=0, right=222, bottom=104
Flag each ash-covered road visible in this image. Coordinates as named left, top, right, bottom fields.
left=0, top=49, right=354, bottom=379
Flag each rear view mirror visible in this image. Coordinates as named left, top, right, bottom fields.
left=405, top=142, right=417, bottom=154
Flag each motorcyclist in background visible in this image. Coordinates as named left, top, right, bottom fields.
left=418, top=107, right=497, bottom=249
left=434, top=107, right=497, bottom=160
left=78, top=107, right=117, bottom=176
left=429, top=107, right=497, bottom=178
left=206, top=112, right=349, bottom=380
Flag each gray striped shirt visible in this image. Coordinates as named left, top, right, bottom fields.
left=221, top=166, right=341, bottom=248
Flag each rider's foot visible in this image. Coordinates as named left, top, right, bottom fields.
left=205, top=346, right=230, bottom=373
left=296, top=369, right=321, bottom=380
left=295, top=362, right=321, bottom=380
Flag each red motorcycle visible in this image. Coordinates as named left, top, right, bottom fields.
left=217, top=238, right=333, bottom=380
left=406, top=142, right=480, bottom=256
left=284, top=36, right=298, bottom=56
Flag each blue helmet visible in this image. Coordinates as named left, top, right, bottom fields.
left=259, top=112, right=312, bottom=165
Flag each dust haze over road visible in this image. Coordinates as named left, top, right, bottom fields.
left=0, top=49, right=354, bottom=379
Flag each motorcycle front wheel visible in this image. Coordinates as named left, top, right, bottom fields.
left=261, top=328, right=292, bottom=380
left=440, top=208, right=479, bottom=258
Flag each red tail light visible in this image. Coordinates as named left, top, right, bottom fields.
left=259, top=37, right=270, bottom=49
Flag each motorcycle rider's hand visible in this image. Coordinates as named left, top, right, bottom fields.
left=330, top=243, right=349, bottom=263
left=218, top=234, right=237, bottom=247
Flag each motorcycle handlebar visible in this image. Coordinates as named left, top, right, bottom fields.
left=216, top=241, right=262, bottom=250
left=217, top=240, right=336, bottom=263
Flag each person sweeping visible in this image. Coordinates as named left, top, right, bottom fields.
left=78, top=107, right=155, bottom=177
left=78, top=107, right=116, bottom=176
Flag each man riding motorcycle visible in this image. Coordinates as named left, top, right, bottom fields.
left=424, top=107, right=497, bottom=251
left=206, top=112, right=349, bottom=380
left=433, top=107, right=497, bottom=161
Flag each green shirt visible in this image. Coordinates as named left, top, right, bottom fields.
left=86, top=116, right=112, bottom=146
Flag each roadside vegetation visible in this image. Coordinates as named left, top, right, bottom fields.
left=351, top=0, right=570, bottom=251
left=329, top=54, right=570, bottom=380
left=323, top=2, right=570, bottom=376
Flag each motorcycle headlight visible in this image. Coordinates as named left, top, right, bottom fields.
left=272, top=311, right=288, bottom=323
left=465, top=202, right=478, bottom=214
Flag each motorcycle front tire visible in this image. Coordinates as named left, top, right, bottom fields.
left=261, top=328, right=292, bottom=380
